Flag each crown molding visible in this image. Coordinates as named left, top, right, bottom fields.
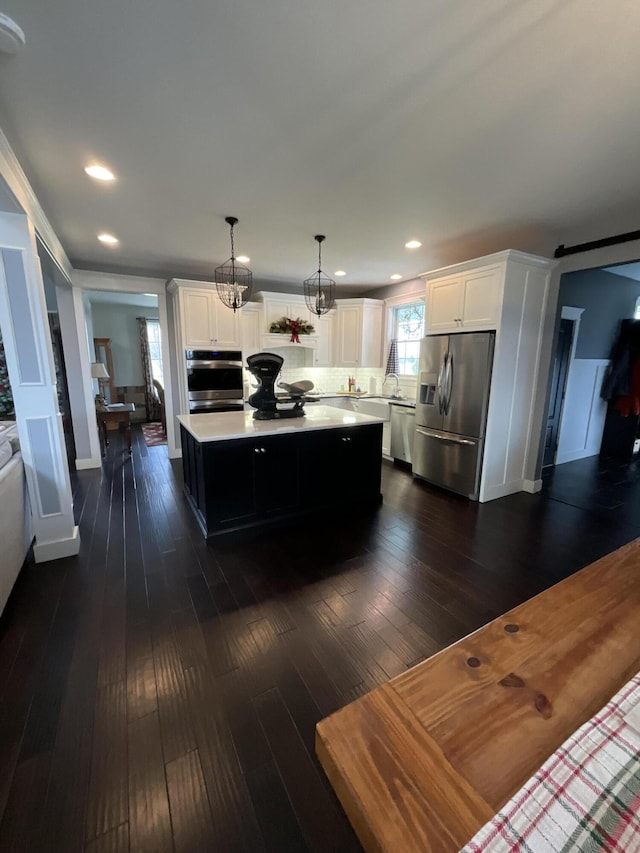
left=0, top=124, right=73, bottom=281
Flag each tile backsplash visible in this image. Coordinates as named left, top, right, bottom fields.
left=243, top=348, right=417, bottom=398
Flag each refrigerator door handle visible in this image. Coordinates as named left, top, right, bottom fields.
left=437, top=353, right=447, bottom=414
left=444, top=353, right=454, bottom=415
left=415, top=427, right=476, bottom=447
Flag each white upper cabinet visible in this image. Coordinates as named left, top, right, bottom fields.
left=335, top=299, right=383, bottom=368
left=262, top=295, right=311, bottom=329
left=172, top=282, right=241, bottom=349
left=313, top=313, right=334, bottom=366
left=425, top=266, right=502, bottom=333
left=240, top=302, right=262, bottom=358
left=183, top=289, right=215, bottom=347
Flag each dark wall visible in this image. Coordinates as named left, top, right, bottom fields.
left=558, top=268, right=640, bottom=358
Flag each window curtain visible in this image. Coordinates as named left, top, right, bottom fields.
left=137, top=317, right=161, bottom=422
left=385, top=339, right=399, bottom=375
left=0, top=329, right=14, bottom=417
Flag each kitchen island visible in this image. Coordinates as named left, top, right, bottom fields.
left=177, top=405, right=383, bottom=538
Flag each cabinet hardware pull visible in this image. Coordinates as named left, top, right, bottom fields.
left=261, top=448, right=267, bottom=453
left=254, top=447, right=260, bottom=453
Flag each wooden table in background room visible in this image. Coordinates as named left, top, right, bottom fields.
left=98, top=403, right=135, bottom=455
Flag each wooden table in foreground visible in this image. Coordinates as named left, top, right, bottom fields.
left=316, top=538, right=640, bottom=852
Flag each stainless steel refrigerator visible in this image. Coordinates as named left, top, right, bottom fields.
left=413, top=331, right=495, bottom=500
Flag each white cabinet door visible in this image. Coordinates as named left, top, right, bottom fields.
left=212, top=295, right=241, bottom=347
left=240, top=304, right=262, bottom=358
left=427, top=277, right=464, bottom=331
left=183, top=290, right=215, bottom=348
left=336, top=304, right=362, bottom=367
left=264, top=298, right=310, bottom=330
left=461, top=268, right=501, bottom=330
left=313, top=313, right=334, bottom=366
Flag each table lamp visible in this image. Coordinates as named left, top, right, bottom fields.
left=91, top=362, right=109, bottom=410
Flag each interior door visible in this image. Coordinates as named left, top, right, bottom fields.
left=543, top=318, right=573, bottom=467
left=442, top=332, right=494, bottom=439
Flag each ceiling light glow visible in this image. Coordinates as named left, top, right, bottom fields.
left=405, top=240, right=422, bottom=249
left=334, top=270, right=346, bottom=277
left=98, top=233, right=119, bottom=245
left=236, top=255, right=250, bottom=263
left=390, top=274, right=402, bottom=280
left=85, top=164, right=116, bottom=181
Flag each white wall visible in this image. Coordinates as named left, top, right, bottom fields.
left=556, top=358, right=610, bottom=465
left=91, top=302, right=159, bottom=387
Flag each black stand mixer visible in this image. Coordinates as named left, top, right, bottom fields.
left=246, top=352, right=316, bottom=420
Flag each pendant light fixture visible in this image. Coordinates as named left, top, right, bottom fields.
left=215, top=216, right=252, bottom=312
left=303, top=235, right=336, bottom=317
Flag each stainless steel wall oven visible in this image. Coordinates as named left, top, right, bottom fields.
left=185, top=350, right=243, bottom=413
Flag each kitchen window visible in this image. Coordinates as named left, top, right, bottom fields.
left=392, top=300, right=425, bottom=375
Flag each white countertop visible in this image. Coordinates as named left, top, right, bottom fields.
left=177, top=405, right=384, bottom=442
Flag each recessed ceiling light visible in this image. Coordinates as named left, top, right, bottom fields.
left=236, top=255, right=250, bottom=263
left=390, top=274, right=402, bottom=280
left=98, top=233, right=119, bottom=245
left=405, top=240, right=422, bottom=249
left=85, top=164, right=116, bottom=182
left=334, top=270, right=346, bottom=277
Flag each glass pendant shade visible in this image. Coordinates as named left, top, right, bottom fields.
left=215, top=216, right=252, bottom=312
left=304, top=235, right=335, bottom=317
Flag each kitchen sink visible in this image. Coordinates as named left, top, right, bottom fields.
left=349, top=398, right=392, bottom=421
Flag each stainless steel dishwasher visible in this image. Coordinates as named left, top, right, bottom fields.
left=390, top=404, right=415, bottom=465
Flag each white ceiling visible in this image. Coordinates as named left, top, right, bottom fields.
left=605, top=262, right=640, bottom=283
left=87, top=291, right=158, bottom=308
left=1, top=0, right=640, bottom=290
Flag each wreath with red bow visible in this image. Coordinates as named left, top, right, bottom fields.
left=269, top=316, right=315, bottom=344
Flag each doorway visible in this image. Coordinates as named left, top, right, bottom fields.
left=543, top=317, right=574, bottom=467
left=85, top=291, right=168, bottom=454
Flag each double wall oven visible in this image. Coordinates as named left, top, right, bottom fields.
left=185, top=350, right=243, bottom=413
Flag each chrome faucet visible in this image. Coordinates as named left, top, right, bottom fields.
left=382, top=373, right=400, bottom=398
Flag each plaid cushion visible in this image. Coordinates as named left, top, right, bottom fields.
left=460, top=672, right=640, bottom=852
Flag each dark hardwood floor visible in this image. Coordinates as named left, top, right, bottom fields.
left=1, top=428, right=639, bottom=852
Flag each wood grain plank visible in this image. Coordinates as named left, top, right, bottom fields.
left=85, top=681, right=128, bottom=841
left=316, top=684, right=493, bottom=852
left=128, top=712, right=172, bottom=853
left=255, top=687, right=354, bottom=851
left=165, top=749, right=215, bottom=853
left=84, top=823, right=129, bottom=853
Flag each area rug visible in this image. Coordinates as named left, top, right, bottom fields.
left=141, top=422, right=167, bottom=447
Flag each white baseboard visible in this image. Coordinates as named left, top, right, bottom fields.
left=522, top=478, right=542, bottom=493
left=75, top=456, right=102, bottom=470
left=556, top=449, right=599, bottom=465
left=33, top=525, right=80, bottom=563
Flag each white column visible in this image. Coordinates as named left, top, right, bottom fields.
left=55, top=283, right=102, bottom=468
left=0, top=212, right=79, bottom=562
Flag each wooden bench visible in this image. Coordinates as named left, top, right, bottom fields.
left=316, top=538, right=640, bottom=852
